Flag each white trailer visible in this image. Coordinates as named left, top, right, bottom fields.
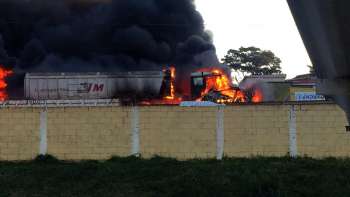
left=24, top=72, right=164, bottom=100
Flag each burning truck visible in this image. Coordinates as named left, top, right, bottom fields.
left=19, top=66, right=262, bottom=105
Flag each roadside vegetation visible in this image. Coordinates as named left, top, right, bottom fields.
left=1, top=155, right=350, bottom=197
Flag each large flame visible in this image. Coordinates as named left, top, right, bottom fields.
left=0, top=65, right=13, bottom=101
left=141, top=66, right=182, bottom=105
left=164, top=67, right=176, bottom=100
left=196, top=68, right=246, bottom=103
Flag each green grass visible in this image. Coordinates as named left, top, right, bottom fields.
left=1, top=156, right=350, bottom=197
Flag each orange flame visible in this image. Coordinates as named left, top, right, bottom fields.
left=162, top=66, right=182, bottom=104
left=164, top=67, right=176, bottom=100
left=140, top=66, right=181, bottom=106
left=196, top=68, right=246, bottom=103
left=0, top=65, right=13, bottom=101
left=251, top=88, right=263, bottom=103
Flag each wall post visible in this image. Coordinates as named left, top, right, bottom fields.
left=131, top=106, right=140, bottom=156
left=289, top=105, right=298, bottom=157
left=39, top=108, right=48, bottom=155
left=216, top=106, right=224, bottom=160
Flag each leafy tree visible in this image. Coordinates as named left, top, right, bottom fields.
left=222, top=46, right=282, bottom=75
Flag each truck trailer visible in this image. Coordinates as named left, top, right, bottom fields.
left=24, top=71, right=165, bottom=100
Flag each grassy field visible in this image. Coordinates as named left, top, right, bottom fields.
left=1, top=156, right=350, bottom=197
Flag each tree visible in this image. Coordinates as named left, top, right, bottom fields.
left=222, top=47, right=282, bottom=75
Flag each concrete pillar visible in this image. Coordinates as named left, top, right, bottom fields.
left=131, top=106, right=140, bottom=156
left=216, top=106, right=224, bottom=160
left=289, top=105, right=298, bottom=157
left=39, top=108, right=48, bottom=155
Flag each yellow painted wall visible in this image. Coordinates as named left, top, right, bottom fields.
left=47, top=107, right=131, bottom=160
left=295, top=104, right=350, bottom=157
left=0, top=103, right=349, bottom=161
left=139, top=106, right=217, bottom=159
left=0, top=108, right=40, bottom=161
left=224, top=105, right=290, bottom=157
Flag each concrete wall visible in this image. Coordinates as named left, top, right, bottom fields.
left=139, top=107, right=217, bottom=159
left=0, top=103, right=348, bottom=161
left=295, top=104, right=350, bottom=157
left=47, top=107, right=131, bottom=160
left=0, top=108, right=40, bottom=160
left=224, top=105, right=290, bottom=157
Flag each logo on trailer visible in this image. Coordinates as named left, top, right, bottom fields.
left=79, top=83, right=105, bottom=93
left=88, top=84, right=104, bottom=92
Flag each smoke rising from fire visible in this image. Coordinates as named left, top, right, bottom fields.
left=0, top=0, right=219, bottom=96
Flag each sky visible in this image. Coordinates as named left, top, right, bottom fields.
left=195, top=0, right=312, bottom=79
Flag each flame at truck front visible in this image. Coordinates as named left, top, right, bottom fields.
left=192, top=68, right=246, bottom=104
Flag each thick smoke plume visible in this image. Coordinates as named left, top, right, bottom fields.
left=0, top=0, right=219, bottom=97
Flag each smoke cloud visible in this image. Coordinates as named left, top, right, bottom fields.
left=0, top=0, right=218, bottom=96
left=0, top=0, right=217, bottom=71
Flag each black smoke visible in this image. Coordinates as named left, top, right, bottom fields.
left=0, top=0, right=219, bottom=97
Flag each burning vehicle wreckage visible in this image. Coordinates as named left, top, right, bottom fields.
left=0, top=65, right=262, bottom=106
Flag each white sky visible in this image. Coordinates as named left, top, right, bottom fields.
left=195, top=0, right=312, bottom=79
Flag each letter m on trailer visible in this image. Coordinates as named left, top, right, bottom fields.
left=92, top=84, right=104, bottom=92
